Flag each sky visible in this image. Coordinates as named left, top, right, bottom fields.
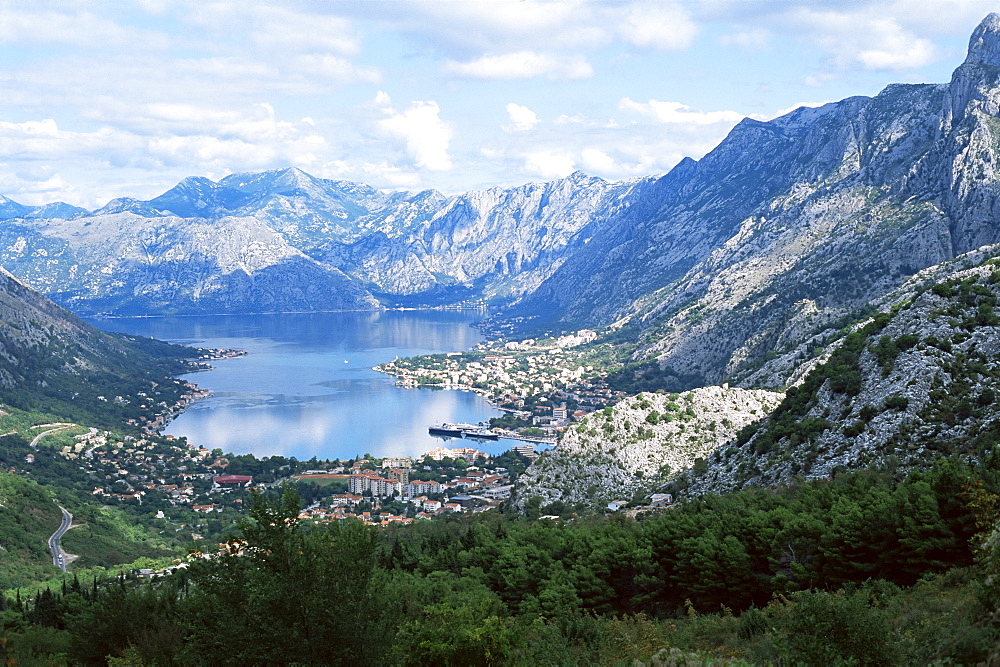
left=1, top=0, right=998, bottom=209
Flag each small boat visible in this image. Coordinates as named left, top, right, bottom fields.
left=462, top=428, right=499, bottom=440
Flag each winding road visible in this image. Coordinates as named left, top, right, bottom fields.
left=29, top=423, right=76, bottom=450
left=48, top=505, right=73, bottom=573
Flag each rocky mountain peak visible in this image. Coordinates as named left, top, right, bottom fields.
left=964, top=12, right=1000, bottom=66
left=944, top=13, right=1000, bottom=138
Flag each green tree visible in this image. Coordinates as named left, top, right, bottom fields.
left=183, top=487, right=389, bottom=664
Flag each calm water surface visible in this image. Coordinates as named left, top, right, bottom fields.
left=86, top=311, right=513, bottom=461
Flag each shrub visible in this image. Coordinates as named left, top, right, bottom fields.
left=883, top=395, right=909, bottom=411
left=776, top=590, right=894, bottom=665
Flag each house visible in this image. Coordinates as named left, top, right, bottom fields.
left=450, top=495, right=477, bottom=508
left=607, top=500, right=629, bottom=512
left=214, top=475, right=253, bottom=487
left=482, top=485, right=513, bottom=500
left=330, top=493, right=363, bottom=507
left=422, top=500, right=442, bottom=513
left=649, top=493, right=673, bottom=507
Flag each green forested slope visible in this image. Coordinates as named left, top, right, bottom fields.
left=0, top=472, right=63, bottom=588
left=2, top=461, right=998, bottom=664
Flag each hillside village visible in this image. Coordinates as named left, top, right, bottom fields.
left=21, top=420, right=536, bottom=526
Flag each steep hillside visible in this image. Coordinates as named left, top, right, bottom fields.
left=685, top=250, right=1000, bottom=495
left=503, top=14, right=1000, bottom=390
left=510, top=244, right=1000, bottom=510
left=0, top=459, right=178, bottom=589
left=511, top=385, right=781, bottom=511
left=0, top=266, right=198, bottom=427
left=0, top=467, right=64, bottom=587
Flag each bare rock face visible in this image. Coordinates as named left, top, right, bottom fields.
left=963, top=12, right=1000, bottom=67
left=0, top=210, right=379, bottom=315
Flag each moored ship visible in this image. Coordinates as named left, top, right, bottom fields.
left=462, top=428, right=500, bottom=440
left=428, top=423, right=465, bottom=437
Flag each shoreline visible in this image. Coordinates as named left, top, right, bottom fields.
left=143, top=348, right=244, bottom=436
left=132, top=317, right=546, bottom=458
left=375, top=366, right=557, bottom=446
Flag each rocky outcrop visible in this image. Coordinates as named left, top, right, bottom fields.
left=511, top=385, right=782, bottom=510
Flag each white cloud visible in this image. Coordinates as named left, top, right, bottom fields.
left=376, top=96, right=453, bottom=171
left=580, top=148, right=616, bottom=173
left=618, top=2, right=698, bottom=50
left=855, top=19, right=938, bottom=69
left=292, top=54, right=381, bottom=84
left=247, top=6, right=361, bottom=56
left=0, top=7, right=168, bottom=49
left=522, top=150, right=576, bottom=180
left=505, top=103, right=539, bottom=131
left=0, top=165, right=76, bottom=207
left=445, top=51, right=593, bottom=80
left=0, top=106, right=330, bottom=205
left=784, top=8, right=939, bottom=71
left=619, top=98, right=746, bottom=125
left=357, top=0, right=604, bottom=55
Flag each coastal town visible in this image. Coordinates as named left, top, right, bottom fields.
left=26, top=421, right=535, bottom=530
left=377, top=328, right=630, bottom=440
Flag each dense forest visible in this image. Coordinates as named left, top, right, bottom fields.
left=2, top=451, right=998, bottom=665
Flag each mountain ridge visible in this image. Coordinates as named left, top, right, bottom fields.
left=3, top=15, right=1000, bottom=391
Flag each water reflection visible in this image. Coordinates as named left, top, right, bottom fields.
left=87, top=311, right=513, bottom=460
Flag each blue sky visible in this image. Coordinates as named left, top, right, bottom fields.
left=0, top=1, right=996, bottom=208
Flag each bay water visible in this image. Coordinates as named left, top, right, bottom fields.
left=86, top=311, right=515, bottom=461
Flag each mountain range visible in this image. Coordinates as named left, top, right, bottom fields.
left=2, top=15, right=1000, bottom=495
left=0, top=168, right=649, bottom=315
left=7, top=16, right=1000, bottom=399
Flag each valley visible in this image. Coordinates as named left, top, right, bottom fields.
left=2, top=12, right=1000, bottom=664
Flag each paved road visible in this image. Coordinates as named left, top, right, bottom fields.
left=48, top=505, right=73, bottom=573
left=29, top=424, right=76, bottom=450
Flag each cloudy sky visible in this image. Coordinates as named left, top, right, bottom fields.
left=1, top=1, right=998, bottom=208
